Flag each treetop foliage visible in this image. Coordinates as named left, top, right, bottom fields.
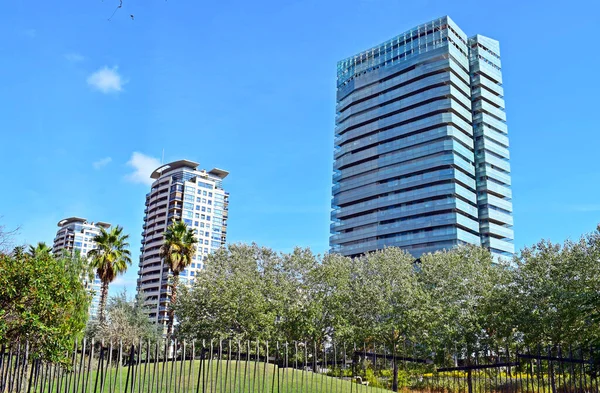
left=175, top=226, right=600, bottom=357
left=0, top=250, right=90, bottom=363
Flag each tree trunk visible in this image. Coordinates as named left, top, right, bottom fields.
left=392, top=344, right=399, bottom=392
left=99, top=281, right=109, bottom=324
left=550, top=363, right=557, bottom=393
left=167, top=273, right=179, bottom=337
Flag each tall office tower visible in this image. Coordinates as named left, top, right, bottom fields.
left=468, top=35, right=514, bottom=259
left=137, top=160, right=229, bottom=329
left=330, top=16, right=514, bottom=260
left=53, top=217, right=111, bottom=319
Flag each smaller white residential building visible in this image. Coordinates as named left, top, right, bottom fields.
left=52, top=217, right=111, bottom=319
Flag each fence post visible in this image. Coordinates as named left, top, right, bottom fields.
left=94, top=344, right=105, bottom=393
left=123, top=344, right=136, bottom=393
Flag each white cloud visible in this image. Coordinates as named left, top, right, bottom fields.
left=87, top=66, right=126, bottom=93
left=92, top=157, right=112, bottom=169
left=109, top=275, right=138, bottom=295
left=125, top=152, right=161, bottom=186
left=65, top=53, right=85, bottom=62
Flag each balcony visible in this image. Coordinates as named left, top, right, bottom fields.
left=159, top=288, right=172, bottom=295
left=167, top=213, right=181, bottom=220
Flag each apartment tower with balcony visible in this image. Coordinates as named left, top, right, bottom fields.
left=331, top=16, right=513, bottom=260
left=53, top=217, right=111, bottom=319
left=137, top=160, right=229, bottom=329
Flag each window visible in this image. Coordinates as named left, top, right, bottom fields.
left=208, top=192, right=213, bottom=197
left=195, top=205, right=200, bottom=210
left=183, top=202, right=194, bottom=210
left=203, top=191, right=207, bottom=196
left=201, top=214, right=206, bottom=219
left=204, top=240, right=209, bottom=245
left=184, top=194, right=194, bottom=202
left=205, top=231, right=209, bottom=237
left=195, top=213, right=200, bottom=218
left=200, top=222, right=205, bottom=228
left=74, top=242, right=82, bottom=247
left=206, top=216, right=211, bottom=221
left=204, top=248, right=209, bottom=253
left=207, top=208, right=212, bottom=213
left=194, top=221, right=199, bottom=227
left=196, top=197, right=201, bottom=203
left=202, top=198, right=207, bottom=203
left=208, top=200, right=212, bottom=205
left=183, top=211, right=193, bottom=218
left=202, top=206, right=206, bottom=212
left=184, top=219, right=193, bottom=226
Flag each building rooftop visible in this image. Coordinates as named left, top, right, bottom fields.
left=150, top=160, right=200, bottom=179
left=208, top=168, right=229, bottom=179
left=57, top=217, right=111, bottom=228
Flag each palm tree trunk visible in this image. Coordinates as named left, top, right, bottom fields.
left=168, top=273, right=179, bottom=337
left=99, top=280, right=109, bottom=324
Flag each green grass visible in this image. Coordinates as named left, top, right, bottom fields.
left=28, top=359, right=390, bottom=393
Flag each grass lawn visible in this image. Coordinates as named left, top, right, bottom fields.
left=32, top=359, right=390, bottom=393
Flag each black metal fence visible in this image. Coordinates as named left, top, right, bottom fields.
left=1, top=339, right=598, bottom=393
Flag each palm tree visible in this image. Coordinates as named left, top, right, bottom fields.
left=28, top=242, right=51, bottom=257
left=88, top=226, right=132, bottom=324
left=159, top=221, right=198, bottom=336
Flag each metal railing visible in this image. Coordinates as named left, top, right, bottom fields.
left=1, top=339, right=599, bottom=393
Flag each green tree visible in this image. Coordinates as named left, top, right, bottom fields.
left=0, top=250, right=90, bottom=363
left=88, top=226, right=132, bottom=324
left=271, top=247, right=318, bottom=342
left=28, top=241, right=52, bottom=257
left=160, top=220, right=198, bottom=337
left=284, top=252, right=352, bottom=343
left=90, top=291, right=161, bottom=348
left=511, top=228, right=600, bottom=346
left=418, top=245, right=511, bottom=360
left=347, top=247, right=427, bottom=392
left=175, top=243, right=280, bottom=341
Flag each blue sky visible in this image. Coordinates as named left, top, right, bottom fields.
left=1, top=0, right=599, bottom=294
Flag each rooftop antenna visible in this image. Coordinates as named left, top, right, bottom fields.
left=157, top=148, right=166, bottom=178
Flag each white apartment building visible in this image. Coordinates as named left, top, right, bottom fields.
left=52, top=217, right=111, bottom=319
left=136, top=160, right=229, bottom=329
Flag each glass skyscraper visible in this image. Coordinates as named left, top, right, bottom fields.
left=330, top=16, right=513, bottom=260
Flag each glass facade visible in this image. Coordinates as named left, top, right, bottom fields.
left=330, top=16, right=514, bottom=261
